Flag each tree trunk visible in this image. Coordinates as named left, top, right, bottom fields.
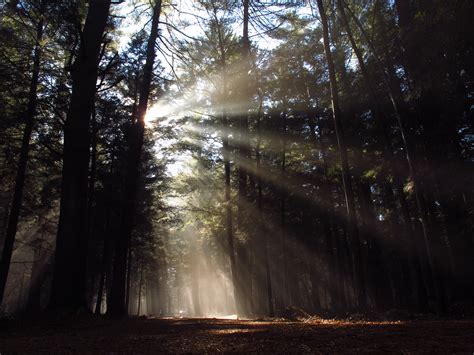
left=211, top=11, right=243, bottom=317
left=316, top=0, right=367, bottom=310
left=108, top=0, right=162, bottom=317
left=308, top=116, right=342, bottom=314
left=50, top=0, right=111, bottom=311
left=94, top=270, right=105, bottom=315
left=256, top=94, right=274, bottom=317
left=342, top=0, right=441, bottom=311
left=235, top=0, right=253, bottom=317
left=95, top=212, right=113, bottom=315
left=137, top=266, right=143, bottom=316
left=279, top=110, right=289, bottom=308
left=125, top=239, right=132, bottom=314
left=223, top=131, right=240, bottom=315
left=0, top=13, right=44, bottom=305
left=191, top=262, right=201, bottom=316
left=88, top=103, right=98, bottom=243
left=237, top=0, right=251, bottom=207
left=337, top=0, right=410, bottom=309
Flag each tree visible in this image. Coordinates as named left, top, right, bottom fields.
left=50, top=0, right=112, bottom=311
left=108, top=0, right=163, bottom=317
left=0, top=0, right=45, bottom=305
left=316, top=0, right=367, bottom=309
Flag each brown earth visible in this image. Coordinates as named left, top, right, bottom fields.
left=0, top=316, right=473, bottom=353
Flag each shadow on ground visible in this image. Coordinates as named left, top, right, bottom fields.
left=1, top=316, right=473, bottom=352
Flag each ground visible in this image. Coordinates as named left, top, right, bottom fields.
left=1, top=316, right=473, bottom=353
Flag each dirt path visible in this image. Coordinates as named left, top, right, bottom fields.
left=1, top=317, right=473, bottom=353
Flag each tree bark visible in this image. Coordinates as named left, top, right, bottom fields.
left=137, top=266, right=143, bottom=316
left=50, top=0, right=111, bottom=311
left=108, top=0, right=162, bottom=317
left=95, top=212, right=113, bottom=315
left=210, top=8, right=244, bottom=317
left=308, top=116, right=342, bottom=314
left=125, top=239, right=132, bottom=313
left=256, top=94, right=274, bottom=317
left=95, top=270, right=105, bottom=315
left=234, top=0, right=253, bottom=316
left=279, top=110, right=289, bottom=308
left=237, top=0, right=252, bottom=203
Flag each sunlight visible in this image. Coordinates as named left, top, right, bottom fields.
left=208, top=328, right=261, bottom=334
left=1, top=0, right=471, bottom=351
left=209, top=314, right=238, bottom=320
left=144, top=86, right=203, bottom=126
left=145, top=103, right=173, bottom=125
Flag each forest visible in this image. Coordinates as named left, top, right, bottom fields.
left=0, top=0, right=473, bottom=352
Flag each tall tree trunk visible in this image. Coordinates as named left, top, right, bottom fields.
left=256, top=94, right=274, bottom=317
left=279, top=110, right=290, bottom=308
left=88, top=103, right=98, bottom=243
left=237, top=0, right=252, bottom=204
left=137, top=266, right=143, bottom=316
left=316, top=0, right=367, bottom=310
left=223, top=127, right=240, bottom=315
left=191, top=261, right=201, bottom=316
left=108, top=0, right=162, bottom=317
left=235, top=0, right=253, bottom=316
left=308, top=116, right=342, bottom=314
left=50, top=0, right=111, bottom=311
left=95, top=211, right=113, bottom=315
left=212, top=10, right=243, bottom=317
left=393, top=0, right=450, bottom=313
left=125, top=240, right=132, bottom=314
left=95, top=270, right=105, bottom=315
left=0, top=13, right=44, bottom=305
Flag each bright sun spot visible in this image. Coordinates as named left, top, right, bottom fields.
left=145, top=103, right=173, bottom=125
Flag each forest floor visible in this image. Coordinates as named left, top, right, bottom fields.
left=1, top=315, right=474, bottom=353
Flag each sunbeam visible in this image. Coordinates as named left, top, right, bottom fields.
left=1, top=0, right=471, bottom=352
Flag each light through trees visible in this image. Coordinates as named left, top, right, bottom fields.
left=0, top=0, right=472, bottom=321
